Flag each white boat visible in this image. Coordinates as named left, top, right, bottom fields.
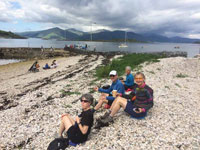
left=119, top=31, right=128, bottom=48
left=119, top=43, right=128, bottom=48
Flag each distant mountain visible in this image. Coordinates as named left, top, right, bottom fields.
left=169, top=36, right=199, bottom=43
left=17, top=27, right=146, bottom=42
left=0, top=30, right=25, bottom=39
left=92, top=29, right=110, bottom=34
left=17, top=27, right=200, bottom=43
left=17, top=27, right=81, bottom=40
left=78, top=30, right=141, bottom=40
left=142, top=33, right=199, bottom=43
left=141, top=33, right=170, bottom=42
left=66, top=28, right=84, bottom=36
left=194, top=41, right=200, bottom=44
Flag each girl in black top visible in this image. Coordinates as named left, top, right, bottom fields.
left=58, top=94, right=94, bottom=144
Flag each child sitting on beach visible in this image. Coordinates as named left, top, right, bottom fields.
left=58, top=93, right=94, bottom=144
left=28, top=61, right=40, bottom=72
left=51, top=60, right=58, bottom=68
left=99, top=72, right=153, bottom=124
left=43, top=63, right=50, bottom=69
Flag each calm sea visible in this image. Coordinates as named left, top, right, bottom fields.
left=0, top=38, right=200, bottom=65
left=0, top=59, right=21, bottom=65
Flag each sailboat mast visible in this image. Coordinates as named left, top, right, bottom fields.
left=125, top=31, right=127, bottom=44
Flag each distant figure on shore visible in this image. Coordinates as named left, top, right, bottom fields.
left=92, top=70, right=125, bottom=112
left=98, top=72, right=153, bottom=125
left=43, top=63, right=50, bottom=70
left=50, top=46, right=54, bottom=51
left=41, top=46, right=44, bottom=52
left=122, top=66, right=134, bottom=90
left=70, top=45, right=74, bottom=49
left=93, top=46, right=96, bottom=51
left=28, top=61, right=40, bottom=72
left=51, top=60, right=58, bottom=68
left=94, top=46, right=97, bottom=52
left=58, top=93, right=94, bottom=145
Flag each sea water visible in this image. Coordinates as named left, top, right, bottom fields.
left=0, top=38, right=200, bottom=57
left=0, top=59, right=21, bottom=65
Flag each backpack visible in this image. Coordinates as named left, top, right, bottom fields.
left=47, top=138, right=69, bottom=150
left=102, top=85, right=110, bottom=89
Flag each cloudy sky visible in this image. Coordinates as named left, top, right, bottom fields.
left=1, top=0, right=200, bottom=38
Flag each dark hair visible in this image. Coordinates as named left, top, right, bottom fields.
left=80, top=93, right=94, bottom=104
left=134, top=72, right=145, bottom=79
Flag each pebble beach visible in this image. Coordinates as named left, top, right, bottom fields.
left=0, top=54, right=199, bottom=150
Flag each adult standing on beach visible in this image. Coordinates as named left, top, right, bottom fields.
left=92, top=70, right=125, bottom=112
left=99, top=72, right=153, bottom=124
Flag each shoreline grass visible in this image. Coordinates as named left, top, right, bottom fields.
left=176, top=73, right=189, bottom=78
left=95, top=53, right=165, bottom=79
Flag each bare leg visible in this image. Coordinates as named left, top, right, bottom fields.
left=110, top=97, right=127, bottom=117
left=65, top=114, right=75, bottom=125
left=59, top=115, right=75, bottom=137
left=110, top=97, right=119, bottom=110
left=59, top=121, right=65, bottom=137
left=94, top=93, right=108, bottom=110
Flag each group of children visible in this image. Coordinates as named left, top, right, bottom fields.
left=55, top=66, right=154, bottom=147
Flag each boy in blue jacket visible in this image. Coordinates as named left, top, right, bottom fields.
left=93, top=70, right=125, bottom=112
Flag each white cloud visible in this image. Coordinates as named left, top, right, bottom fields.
left=1, top=0, right=200, bottom=38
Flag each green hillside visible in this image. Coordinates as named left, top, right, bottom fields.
left=42, top=32, right=65, bottom=40
left=0, top=30, right=26, bottom=39
left=18, top=27, right=80, bottom=40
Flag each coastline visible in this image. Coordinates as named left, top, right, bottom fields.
left=0, top=59, right=22, bottom=66
left=0, top=51, right=199, bottom=149
left=0, top=46, right=188, bottom=61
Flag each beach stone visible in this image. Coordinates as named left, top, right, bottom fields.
left=0, top=55, right=199, bottom=150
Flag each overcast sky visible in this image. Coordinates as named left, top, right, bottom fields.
left=1, top=0, right=200, bottom=38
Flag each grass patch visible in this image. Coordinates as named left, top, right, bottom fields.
left=134, top=65, right=143, bottom=72
left=165, top=86, right=170, bottom=89
left=60, top=90, right=81, bottom=97
left=65, top=84, right=71, bottom=87
left=89, top=78, right=99, bottom=86
left=88, top=87, right=95, bottom=94
left=176, top=73, right=188, bottom=78
left=157, top=68, right=161, bottom=71
left=175, top=83, right=181, bottom=88
left=63, top=104, right=72, bottom=108
left=88, top=70, right=94, bottom=75
left=95, top=53, right=164, bottom=79
left=148, top=71, right=155, bottom=74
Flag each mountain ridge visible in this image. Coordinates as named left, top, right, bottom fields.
left=0, top=30, right=26, bottom=39
left=16, top=27, right=200, bottom=43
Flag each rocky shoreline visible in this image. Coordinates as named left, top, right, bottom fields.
left=0, top=47, right=188, bottom=61
left=64, top=47, right=188, bottom=58
left=0, top=47, right=69, bottom=59
left=0, top=51, right=199, bottom=149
